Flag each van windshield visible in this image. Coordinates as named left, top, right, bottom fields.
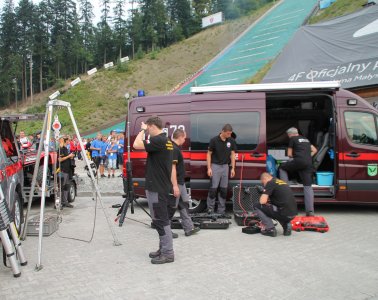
left=191, top=112, right=260, bottom=151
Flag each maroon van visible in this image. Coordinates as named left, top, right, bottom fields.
left=123, top=82, right=378, bottom=212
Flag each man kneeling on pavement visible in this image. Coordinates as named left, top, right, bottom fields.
left=254, top=172, right=298, bottom=237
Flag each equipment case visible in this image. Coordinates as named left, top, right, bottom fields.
left=291, top=216, right=329, bottom=233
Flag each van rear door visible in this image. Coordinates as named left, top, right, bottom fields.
left=339, top=103, right=378, bottom=203
left=189, top=92, right=266, bottom=201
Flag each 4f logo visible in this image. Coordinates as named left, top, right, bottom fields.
left=367, top=164, right=377, bottom=177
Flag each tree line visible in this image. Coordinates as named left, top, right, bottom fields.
left=0, top=0, right=273, bottom=107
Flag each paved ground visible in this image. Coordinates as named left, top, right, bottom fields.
left=1, top=161, right=378, bottom=299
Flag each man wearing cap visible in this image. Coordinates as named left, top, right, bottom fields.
left=207, top=124, right=237, bottom=214
left=279, top=127, right=317, bottom=216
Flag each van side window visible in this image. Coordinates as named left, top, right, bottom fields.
left=191, top=112, right=260, bottom=150
left=345, top=111, right=378, bottom=146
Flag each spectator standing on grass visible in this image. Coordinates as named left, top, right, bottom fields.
left=107, top=138, right=118, bottom=178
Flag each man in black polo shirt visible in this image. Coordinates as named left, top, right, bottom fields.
left=207, top=124, right=237, bottom=214
left=133, top=116, right=174, bottom=264
left=169, top=129, right=200, bottom=237
left=279, top=127, right=317, bottom=216
left=59, top=137, right=75, bottom=208
left=255, top=172, right=298, bottom=237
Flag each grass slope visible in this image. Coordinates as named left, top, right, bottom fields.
left=1, top=3, right=274, bottom=135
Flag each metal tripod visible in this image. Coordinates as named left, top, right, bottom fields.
left=0, top=185, right=27, bottom=277
left=20, top=99, right=121, bottom=271
left=116, top=96, right=151, bottom=226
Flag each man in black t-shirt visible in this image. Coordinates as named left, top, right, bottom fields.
left=255, top=172, right=298, bottom=237
left=169, top=129, right=200, bottom=237
left=133, top=116, right=174, bottom=264
left=207, top=124, right=237, bottom=214
left=59, top=137, right=75, bottom=208
left=279, top=127, right=317, bottom=216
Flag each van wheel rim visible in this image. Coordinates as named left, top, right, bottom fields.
left=69, top=185, right=75, bottom=200
left=189, top=199, right=200, bottom=209
left=14, top=200, right=21, bottom=230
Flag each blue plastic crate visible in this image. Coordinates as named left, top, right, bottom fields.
left=316, top=172, right=334, bottom=186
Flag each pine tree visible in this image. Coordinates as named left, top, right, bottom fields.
left=0, top=0, right=21, bottom=106
left=78, top=0, right=95, bottom=72
left=113, top=0, right=127, bottom=60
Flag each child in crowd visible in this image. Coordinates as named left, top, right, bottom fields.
left=106, top=138, right=118, bottom=178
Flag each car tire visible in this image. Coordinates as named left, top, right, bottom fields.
left=12, top=191, right=24, bottom=234
left=188, top=198, right=207, bottom=214
left=67, top=181, right=76, bottom=203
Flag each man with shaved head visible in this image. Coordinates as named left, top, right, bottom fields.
left=255, top=172, right=298, bottom=237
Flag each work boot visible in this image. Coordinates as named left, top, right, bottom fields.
left=185, top=227, right=200, bottom=237
left=283, top=222, right=292, bottom=236
left=260, top=227, right=277, bottom=237
left=151, top=255, right=174, bottom=264
left=172, top=232, right=179, bottom=239
left=306, top=211, right=315, bottom=217
left=63, top=203, right=74, bottom=208
left=149, top=250, right=161, bottom=258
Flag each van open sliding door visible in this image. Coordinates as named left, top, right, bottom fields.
left=189, top=92, right=267, bottom=206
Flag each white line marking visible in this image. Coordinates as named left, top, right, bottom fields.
left=252, top=29, right=286, bottom=39
left=230, top=52, right=266, bottom=61
left=269, top=8, right=305, bottom=19
left=211, top=68, right=250, bottom=77
left=267, top=15, right=298, bottom=24
left=258, top=21, right=294, bottom=32
left=244, top=36, right=280, bottom=45
left=239, top=44, right=273, bottom=53
left=200, top=78, right=239, bottom=86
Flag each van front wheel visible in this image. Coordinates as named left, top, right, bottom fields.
left=188, top=199, right=206, bottom=214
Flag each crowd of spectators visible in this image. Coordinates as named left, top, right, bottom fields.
left=16, top=129, right=125, bottom=179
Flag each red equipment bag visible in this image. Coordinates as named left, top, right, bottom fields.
left=291, top=216, right=329, bottom=233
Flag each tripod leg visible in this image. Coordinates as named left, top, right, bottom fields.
left=8, top=222, right=27, bottom=266
left=0, top=229, right=21, bottom=277
left=118, top=197, right=130, bottom=227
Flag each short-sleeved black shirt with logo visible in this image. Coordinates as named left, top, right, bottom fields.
left=263, top=178, right=298, bottom=216
left=208, top=135, right=237, bottom=165
left=143, top=133, right=173, bottom=194
left=59, top=146, right=71, bottom=174
left=172, top=141, right=185, bottom=185
left=288, top=135, right=312, bottom=164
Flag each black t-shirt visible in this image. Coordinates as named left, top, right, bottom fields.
left=289, top=135, right=312, bottom=164
left=263, top=178, right=298, bottom=216
left=143, top=133, right=173, bottom=194
left=208, top=135, right=237, bottom=165
left=172, top=141, right=185, bottom=185
left=59, top=146, right=71, bottom=174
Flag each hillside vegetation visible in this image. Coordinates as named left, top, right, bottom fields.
left=248, top=0, right=368, bottom=84
left=3, top=2, right=274, bottom=135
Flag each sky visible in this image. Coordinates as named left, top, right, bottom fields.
left=0, top=0, right=132, bottom=25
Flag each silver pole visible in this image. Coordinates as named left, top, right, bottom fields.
left=67, top=105, right=121, bottom=246
left=35, top=104, right=53, bottom=271
left=21, top=110, right=49, bottom=240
